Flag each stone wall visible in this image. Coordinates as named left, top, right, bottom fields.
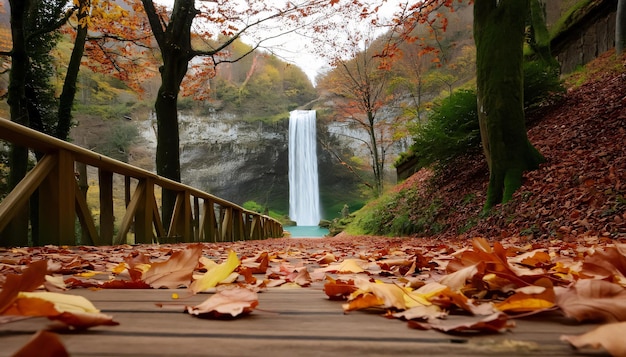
left=548, top=0, right=617, bottom=73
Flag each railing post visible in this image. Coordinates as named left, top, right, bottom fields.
left=135, top=179, right=155, bottom=244
left=199, top=199, right=217, bottom=242
left=168, top=190, right=193, bottom=242
left=99, top=169, right=114, bottom=245
left=38, top=151, right=76, bottom=245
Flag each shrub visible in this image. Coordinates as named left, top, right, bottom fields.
left=407, top=89, right=480, bottom=172
left=523, top=60, right=564, bottom=109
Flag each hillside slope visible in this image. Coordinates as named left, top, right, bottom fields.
left=357, top=51, right=625, bottom=240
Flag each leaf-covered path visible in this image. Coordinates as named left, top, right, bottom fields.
left=1, top=287, right=601, bottom=356
left=1, top=235, right=624, bottom=356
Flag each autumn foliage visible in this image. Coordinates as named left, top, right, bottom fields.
left=1, top=231, right=626, bottom=355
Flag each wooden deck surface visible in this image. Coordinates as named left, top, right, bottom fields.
left=0, top=287, right=609, bottom=356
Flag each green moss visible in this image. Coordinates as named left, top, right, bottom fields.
left=549, top=0, right=597, bottom=39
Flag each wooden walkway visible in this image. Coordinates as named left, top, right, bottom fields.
left=0, top=287, right=608, bottom=356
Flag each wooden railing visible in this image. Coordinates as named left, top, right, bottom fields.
left=0, top=118, right=283, bottom=246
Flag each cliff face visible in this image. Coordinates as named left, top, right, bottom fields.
left=134, top=111, right=369, bottom=220
left=137, top=113, right=289, bottom=213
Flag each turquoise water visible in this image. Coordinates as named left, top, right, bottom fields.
left=283, top=226, right=329, bottom=238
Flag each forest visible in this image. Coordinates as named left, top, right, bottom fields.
left=0, top=0, right=624, bottom=242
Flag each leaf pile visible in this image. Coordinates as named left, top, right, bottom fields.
left=388, top=50, right=625, bottom=241
left=3, top=234, right=626, bottom=354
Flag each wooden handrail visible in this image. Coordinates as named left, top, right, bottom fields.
left=0, top=117, right=283, bottom=246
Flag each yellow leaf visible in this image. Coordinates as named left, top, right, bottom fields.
left=18, top=292, right=100, bottom=314
left=326, top=259, right=367, bottom=273
left=111, top=262, right=127, bottom=275
left=190, top=251, right=240, bottom=293
left=347, top=279, right=407, bottom=310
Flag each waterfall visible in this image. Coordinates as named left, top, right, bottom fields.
left=288, top=110, right=321, bottom=226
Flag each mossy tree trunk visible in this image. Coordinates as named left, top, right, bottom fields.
left=474, top=0, right=545, bottom=211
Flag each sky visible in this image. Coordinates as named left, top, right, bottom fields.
left=154, top=0, right=403, bottom=86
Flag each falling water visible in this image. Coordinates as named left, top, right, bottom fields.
left=288, top=110, right=321, bottom=226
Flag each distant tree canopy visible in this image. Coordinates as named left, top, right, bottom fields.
left=207, top=39, right=317, bottom=119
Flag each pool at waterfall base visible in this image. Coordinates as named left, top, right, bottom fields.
left=283, top=225, right=329, bottom=238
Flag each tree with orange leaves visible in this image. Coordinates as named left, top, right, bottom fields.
left=318, top=29, right=396, bottom=197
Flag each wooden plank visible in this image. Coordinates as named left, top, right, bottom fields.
left=38, top=151, right=75, bottom=245
left=0, top=154, right=56, bottom=234
left=0, top=289, right=606, bottom=357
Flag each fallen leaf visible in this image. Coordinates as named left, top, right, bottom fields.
left=408, top=312, right=514, bottom=333
left=12, top=330, right=69, bottom=357
left=190, top=251, right=240, bottom=293
left=561, top=322, right=626, bottom=356
left=142, top=244, right=203, bottom=289
left=2, top=292, right=118, bottom=329
left=343, top=279, right=407, bottom=312
left=323, top=277, right=357, bottom=300
left=495, top=278, right=556, bottom=313
left=325, top=259, right=368, bottom=273
left=556, top=279, right=626, bottom=322
left=187, top=287, right=258, bottom=318
left=393, top=304, right=446, bottom=320
left=241, top=252, right=269, bottom=274
left=0, top=260, right=48, bottom=313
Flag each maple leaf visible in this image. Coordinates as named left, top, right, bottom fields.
left=561, top=322, right=626, bottom=356
left=11, top=330, right=69, bottom=357
left=187, top=287, right=258, bottom=318
left=190, top=250, right=240, bottom=293
left=555, top=279, right=626, bottom=322
left=408, top=312, right=514, bottom=333
left=142, top=244, right=203, bottom=289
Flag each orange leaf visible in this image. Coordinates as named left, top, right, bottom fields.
left=323, top=278, right=357, bottom=300
left=0, top=260, right=48, bottom=313
left=12, top=330, right=69, bottom=357
left=342, top=293, right=383, bottom=312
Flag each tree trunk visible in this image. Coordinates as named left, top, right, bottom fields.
left=3, top=0, right=32, bottom=246
left=474, top=0, right=545, bottom=211
left=57, top=0, right=89, bottom=140
left=617, top=0, right=626, bottom=55
left=142, top=0, right=196, bottom=226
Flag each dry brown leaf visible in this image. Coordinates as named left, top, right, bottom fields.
left=408, top=312, right=514, bottom=333
left=556, top=279, right=626, bottom=322
left=561, top=322, right=626, bottom=356
left=142, top=244, right=203, bottom=289
left=187, top=287, right=258, bottom=318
